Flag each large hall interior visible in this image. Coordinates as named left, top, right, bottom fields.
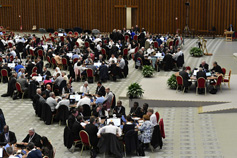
left=0, top=0, right=236, bottom=158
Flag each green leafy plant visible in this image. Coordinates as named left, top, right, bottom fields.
left=167, top=74, right=177, bottom=90
left=142, top=65, right=154, bottom=77
left=190, top=47, right=203, bottom=57
left=127, top=82, right=144, bottom=98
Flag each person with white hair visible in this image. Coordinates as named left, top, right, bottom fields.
left=80, top=81, right=90, bottom=94
left=56, top=94, right=70, bottom=110
left=22, top=128, right=42, bottom=148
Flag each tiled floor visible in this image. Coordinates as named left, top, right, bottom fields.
left=1, top=34, right=237, bottom=157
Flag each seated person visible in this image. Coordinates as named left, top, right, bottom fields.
left=199, top=60, right=209, bottom=71
left=137, top=115, right=153, bottom=144
left=97, top=121, right=122, bottom=137
left=43, top=76, right=52, bottom=85
left=62, top=83, right=74, bottom=95
left=141, top=103, right=149, bottom=117
left=123, top=116, right=135, bottom=135
left=0, top=125, right=17, bottom=145
left=16, top=74, right=28, bottom=95
left=56, top=94, right=70, bottom=110
left=129, top=102, right=143, bottom=118
left=85, top=116, right=98, bottom=149
left=80, top=81, right=90, bottom=94
left=113, top=101, right=126, bottom=116
left=71, top=116, right=84, bottom=140
left=22, top=128, right=42, bottom=148
left=146, top=45, right=155, bottom=55
left=179, top=67, right=192, bottom=92
left=109, top=54, right=117, bottom=64
left=68, top=109, right=78, bottom=129
left=92, top=104, right=105, bottom=117
left=54, top=73, right=64, bottom=88
left=95, top=81, right=106, bottom=97
left=92, top=92, right=105, bottom=107
left=40, top=136, right=54, bottom=158
left=143, top=55, right=151, bottom=66
left=46, top=92, right=57, bottom=113
left=26, top=142, right=42, bottom=158
left=210, top=61, right=223, bottom=74
left=76, top=94, right=91, bottom=108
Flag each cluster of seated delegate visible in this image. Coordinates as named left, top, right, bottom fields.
left=0, top=125, right=54, bottom=158
left=62, top=101, right=165, bottom=157
left=175, top=61, right=231, bottom=94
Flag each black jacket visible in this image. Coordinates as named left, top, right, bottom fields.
left=197, top=71, right=207, bottom=79
left=22, top=133, right=42, bottom=148
left=113, top=106, right=126, bottom=116
left=85, top=124, right=98, bottom=147
left=199, top=63, right=209, bottom=71
left=151, top=125, right=163, bottom=149
left=95, top=85, right=106, bottom=96
left=97, top=133, right=122, bottom=158
left=71, top=121, right=84, bottom=140
left=124, top=130, right=138, bottom=153
left=0, top=131, right=17, bottom=144
left=179, top=70, right=190, bottom=87
left=211, top=65, right=223, bottom=74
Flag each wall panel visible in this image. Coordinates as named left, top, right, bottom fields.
left=0, top=0, right=236, bottom=35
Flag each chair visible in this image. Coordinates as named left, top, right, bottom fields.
left=74, top=31, right=79, bottom=37
left=1, top=69, right=8, bottom=83
left=75, top=42, right=79, bottom=47
left=32, top=66, right=37, bottom=73
left=37, top=49, right=44, bottom=60
left=79, top=130, right=92, bottom=156
left=62, top=58, right=68, bottom=70
left=101, top=48, right=107, bottom=60
left=60, top=36, right=64, bottom=42
left=124, top=35, right=129, bottom=41
left=86, top=69, right=95, bottom=83
left=15, top=82, right=25, bottom=99
left=123, top=48, right=128, bottom=59
left=32, top=73, right=38, bottom=77
left=51, top=37, right=55, bottom=43
left=29, top=49, right=35, bottom=59
left=10, top=55, right=14, bottom=62
left=176, top=75, right=185, bottom=93
left=133, top=35, right=138, bottom=41
left=54, top=31, right=58, bottom=36
left=221, top=68, right=226, bottom=77
left=51, top=57, right=57, bottom=68
left=134, top=47, right=139, bottom=54
left=56, top=105, right=69, bottom=125
left=175, top=40, right=179, bottom=48
left=211, top=75, right=223, bottom=92
left=153, top=41, right=159, bottom=49
left=82, top=104, right=91, bottom=118
left=223, top=69, right=231, bottom=89
left=85, top=41, right=90, bottom=48
left=155, top=112, right=160, bottom=123
left=8, top=42, right=13, bottom=48
left=136, top=57, right=143, bottom=69
left=196, top=77, right=206, bottom=95
left=169, top=41, right=173, bottom=47
left=0, top=56, right=3, bottom=62
left=73, top=58, right=79, bottom=64
left=68, top=31, right=73, bottom=35
left=47, top=56, right=51, bottom=67
left=186, top=66, right=191, bottom=71
left=159, top=118, right=165, bottom=139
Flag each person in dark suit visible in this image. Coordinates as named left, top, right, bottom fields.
left=26, top=142, right=42, bottom=158
left=16, top=74, right=28, bottom=95
left=129, top=102, right=143, bottom=118
left=0, top=125, right=17, bottom=145
left=67, top=108, right=78, bottom=130
left=113, top=101, right=126, bottom=116
left=123, top=116, right=135, bottom=135
left=85, top=116, right=98, bottom=149
left=179, top=67, right=191, bottom=92
left=43, top=84, right=51, bottom=99
left=22, top=128, right=42, bottom=148
left=36, top=57, right=43, bottom=74
left=71, top=116, right=84, bottom=140
left=199, top=61, right=209, bottom=71
left=211, top=61, right=223, bottom=74
left=95, top=81, right=106, bottom=96
left=42, top=67, right=51, bottom=77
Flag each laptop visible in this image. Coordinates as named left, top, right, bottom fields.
left=206, top=72, right=212, bottom=77
left=106, top=118, right=121, bottom=126
left=58, top=33, right=64, bottom=37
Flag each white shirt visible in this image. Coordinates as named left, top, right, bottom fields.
left=173, top=51, right=183, bottom=61
left=80, top=85, right=90, bottom=94
left=56, top=99, right=70, bottom=110
left=97, top=44, right=102, bottom=52
left=97, top=124, right=122, bottom=137
left=147, top=48, right=155, bottom=55
left=109, top=57, right=117, bottom=64
left=76, top=96, right=91, bottom=108
left=150, top=113, right=157, bottom=126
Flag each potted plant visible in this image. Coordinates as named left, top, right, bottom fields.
left=127, top=82, right=144, bottom=98
left=167, top=74, right=177, bottom=90
left=190, top=47, right=203, bottom=57
left=142, top=65, right=154, bottom=77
